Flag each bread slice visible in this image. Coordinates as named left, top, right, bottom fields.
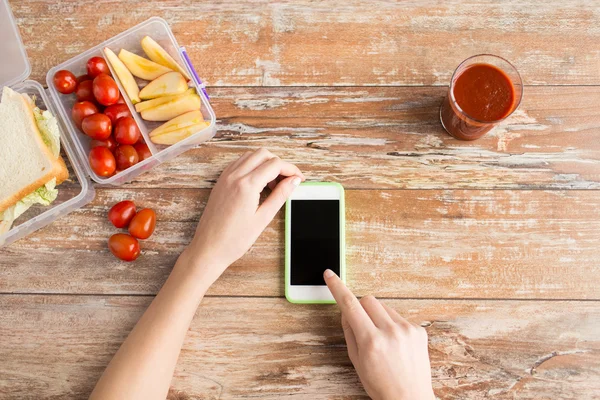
left=0, top=87, right=69, bottom=214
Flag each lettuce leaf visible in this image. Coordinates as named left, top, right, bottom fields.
left=32, top=106, right=61, bottom=158
left=0, top=179, right=58, bottom=234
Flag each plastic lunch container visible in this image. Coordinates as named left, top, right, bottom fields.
left=0, top=0, right=216, bottom=247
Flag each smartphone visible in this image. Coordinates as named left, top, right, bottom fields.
left=285, top=182, right=345, bottom=304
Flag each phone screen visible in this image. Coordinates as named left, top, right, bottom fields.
left=291, top=199, right=340, bottom=285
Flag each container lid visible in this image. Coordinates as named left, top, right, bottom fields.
left=0, top=0, right=31, bottom=88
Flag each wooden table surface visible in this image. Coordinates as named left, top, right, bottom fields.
left=2, top=1, right=600, bottom=399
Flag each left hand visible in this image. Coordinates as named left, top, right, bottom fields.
left=184, top=148, right=304, bottom=285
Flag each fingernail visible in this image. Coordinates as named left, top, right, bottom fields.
left=291, top=176, right=301, bottom=187
left=324, top=269, right=335, bottom=278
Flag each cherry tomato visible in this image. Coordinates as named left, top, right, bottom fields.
left=53, top=70, right=77, bottom=94
left=87, top=57, right=110, bottom=78
left=108, top=200, right=137, bottom=228
left=75, top=79, right=95, bottom=102
left=108, top=233, right=140, bottom=262
left=72, top=101, right=98, bottom=129
left=89, top=146, right=116, bottom=177
left=128, top=208, right=156, bottom=240
left=77, top=74, right=91, bottom=84
left=93, top=74, right=119, bottom=106
left=133, top=142, right=152, bottom=161
left=82, top=113, right=112, bottom=140
left=114, top=116, right=141, bottom=145
left=104, top=104, right=132, bottom=125
left=90, top=136, right=117, bottom=152
left=115, top=144, right=139, bottom=170
left=116, top=94, right=126, bottom=104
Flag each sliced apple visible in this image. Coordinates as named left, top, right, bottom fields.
left=118, top=49, right=173, bottom=80
left=150, top=122, right=209, bottom=145
left=149, top=110, right=204, bottom=137
left=141, top=93, right=201, bottom=121
left=103, top=47, right=141, bottom=104
left=141, top=36, right=191, bottom=81
left=134, top=88, right=195, bottom=113
left=139, top=72, right=188, bottom=100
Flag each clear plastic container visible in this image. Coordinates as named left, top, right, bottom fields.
left=0, top=0, right=215, bottom=247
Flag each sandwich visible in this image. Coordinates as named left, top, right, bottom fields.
left=0, top=86, right=69, bottom=234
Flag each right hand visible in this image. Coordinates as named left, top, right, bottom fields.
left=324, top=269, right=435, bottom=400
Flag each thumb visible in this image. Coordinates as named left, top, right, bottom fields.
left=256, top=175, right=302, bottom=224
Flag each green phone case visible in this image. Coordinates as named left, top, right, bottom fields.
left=285, top=182, right=346, bottom=304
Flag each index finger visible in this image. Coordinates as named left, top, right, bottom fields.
left=324, top=269, right=375, bottom=341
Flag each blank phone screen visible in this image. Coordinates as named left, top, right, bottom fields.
left=291, top=200, right=340, bottom=285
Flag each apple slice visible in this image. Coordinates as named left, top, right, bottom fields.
left=141, top=93, right=201, bottom=121
left=118, top=49, right=173, bottom=80
left=150, top=122, right=209, bottom=145
left=141, top=36, right=191, bottom=81
left=139, top=72, right=188, bottom=100
left=134, top=88, right=195, bottom=113
left=149, top=110, right=204, bottom=137
left=104, top=47, right=141, bottom=104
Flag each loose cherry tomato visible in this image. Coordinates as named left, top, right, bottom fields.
left=53, top=70, right=77, bottom=94
left=108, top=200, right=137, bottom=228
left=104, top=104, right=132, bottom=125
left=82, top=113, right=112, bottom=140
left=72, top=101, right=98, bottom=129
left=89, top=146, right=116, bottom=177
left=116, top=94, right=126, bottom=104
left=90, top=135, right=117, bottom=152
left=87, top=57, right=110, bottom=78
left=128, top=208, right=156, bottom=240
left=93, top=74, right=119, bottom=106
left=108, top=233, right=140, bottom=261
left=133, top=141, right=152, bottom=161
left=75, top=79, right=94, bottom=102
left=115, top=144, right=139, bottom=170
left=114, top=116, right=141, bottom=145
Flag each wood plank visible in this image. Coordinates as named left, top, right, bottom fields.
left=0, top=295, right=598, bottom=399
left=52, top=86, right=600, bottom=190
left=12, top=0, right=600, bottom=86
left=2, top=188, right=599, bottom=300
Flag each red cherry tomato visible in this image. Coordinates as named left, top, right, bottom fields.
left=93, top=74, right=119, bottom=106
left=82, top=113, right=112, bottom=140
left=115, top=144, right=139, bottom=170
left=53, top=70, right=77, bottom=94
left=77, top=74, right=91, bottom=84
left=116, top=94, right=126, bottom=104
left=108, top=233, right=140, bottom=262
left=104, top=104, right=132, bottom=125
left=133, top=142, right=152, bottom=161
left=75, top=79, right=94, bottom=102
left=89, top=146, right=116, bottom=177
left=108, top=200, right=137, bottom=228
left=87, top=57, right=110, bottom=78
left=114, top=117, right=141, bottom=145
left=128, top=208, right=156, bottom=240
left=72, top=101, right=98, bottom=129
left=90, top=135, right=117, bottom=152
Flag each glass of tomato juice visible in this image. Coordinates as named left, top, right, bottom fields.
left=440, top=54, right=523, bottom=140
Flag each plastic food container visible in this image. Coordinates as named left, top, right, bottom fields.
left=0, top=0, right=216, bottom=247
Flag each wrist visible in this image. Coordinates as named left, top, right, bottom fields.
left=175, top=246, right=226, bottom=289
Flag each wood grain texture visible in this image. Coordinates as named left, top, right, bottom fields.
left=0, top=295, right=598, bottom=399
left=48, top=86, right=600, bottom=190
left=2, top=188, right=599, bottom=299
left=11, top=0, right=600, bottom=86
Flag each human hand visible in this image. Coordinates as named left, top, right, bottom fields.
left=183, top=148, right=304, bottom=286
left=324, top=270, right=435, bottom=400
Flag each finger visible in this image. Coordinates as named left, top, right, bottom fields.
left=248, top=157, right=304, bottom=189
left=236, top=148, right=277, bottom=175
left=324, top=270, right=375, bottom=341
left=359, top=295, right=396, bottom=330
left=341, top=314, right=359, bottom=366
left=255, top=175, right=302, bottom=225
left=381, top=303, right=413, bottom=330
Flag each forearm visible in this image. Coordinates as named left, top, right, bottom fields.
left=90, top=250, right=215, bottom=400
